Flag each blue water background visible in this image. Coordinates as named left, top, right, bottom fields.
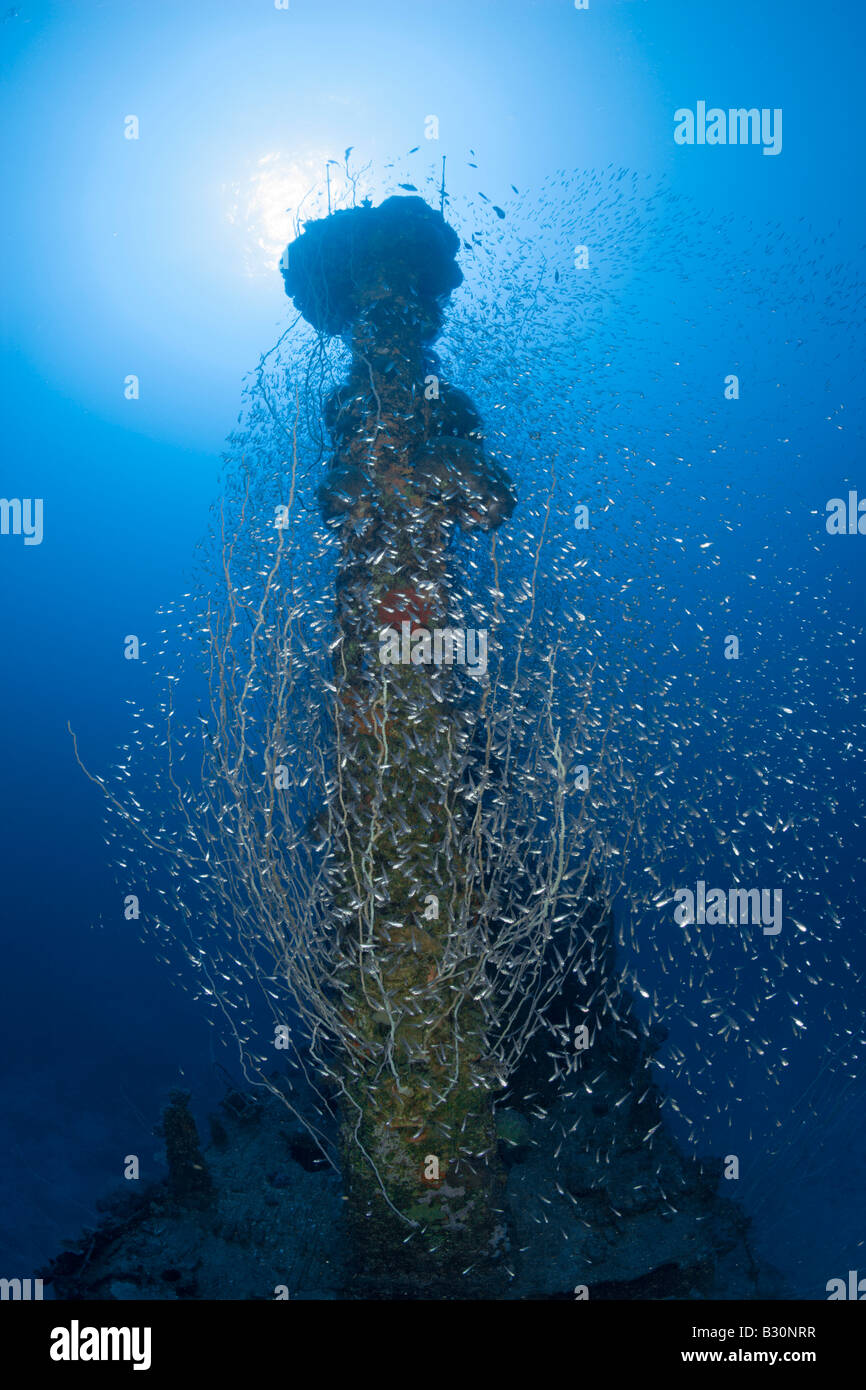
left=1, top=0, right=864, bottom=1294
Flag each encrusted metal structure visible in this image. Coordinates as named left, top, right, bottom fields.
left=283, top=197, right=516, bottom=1287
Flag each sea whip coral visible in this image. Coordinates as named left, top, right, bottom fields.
left=60, top=179, right=799, bottom=1300
left=283, top=197, right=516, bottom=1288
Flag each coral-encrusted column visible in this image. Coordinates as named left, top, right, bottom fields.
left=283, top=197, right=515, bottom=1292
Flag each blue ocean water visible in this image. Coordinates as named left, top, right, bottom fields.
left=1, top=0, right=864, bottom=1299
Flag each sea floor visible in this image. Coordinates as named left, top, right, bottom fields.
left=42, top=1077, right=787, bottom=1302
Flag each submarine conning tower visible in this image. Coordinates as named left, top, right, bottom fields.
left=281, top=196, right=515, bottom=1296
left=282, top=195, right=515, bottom=537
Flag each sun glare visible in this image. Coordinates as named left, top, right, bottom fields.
left=225, top=151, right=371, bottom=277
